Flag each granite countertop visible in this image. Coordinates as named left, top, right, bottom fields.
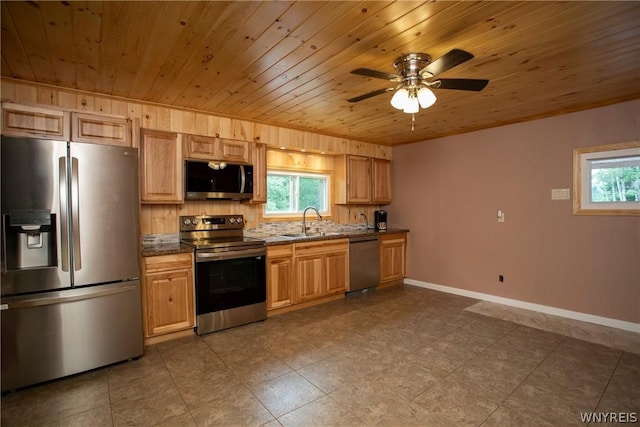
left=140, top=228, right=410, bottom=255
left=141, top=242, right=194, bottom=257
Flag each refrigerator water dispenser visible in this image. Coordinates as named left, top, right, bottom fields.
left=2, top=210, right=57, bottom=270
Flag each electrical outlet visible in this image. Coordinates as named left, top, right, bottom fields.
left=499, top=275, right=504, bottom=282
left=497, top=210, right=505, bottom=223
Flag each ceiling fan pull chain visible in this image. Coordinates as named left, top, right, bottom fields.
left=411, top=113, right=415, bottom=131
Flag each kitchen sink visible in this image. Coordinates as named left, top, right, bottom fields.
left=281, top=232, right=342, bottom=238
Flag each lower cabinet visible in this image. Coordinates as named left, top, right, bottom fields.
left=266, top=244, right=294, bottom=310
left=294, top=239, right=349, bottom=303
left=266, top=239, right=349, bottom=311
left=380, top=232, right=407, bottom=283
left=141, top=253, right=195, bottom=338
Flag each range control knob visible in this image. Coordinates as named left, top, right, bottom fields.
left=229, top=217, right=236, bottom=224
left=191, top=219, right=199, bottom=225
left=183, top=219, right=192, bottom=226
left=236, top=217, right=243, bottom=224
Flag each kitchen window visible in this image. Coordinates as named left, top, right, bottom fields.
left=264, top=170, right=330, bottom=217
left=573, top=141, right=640, bottom=215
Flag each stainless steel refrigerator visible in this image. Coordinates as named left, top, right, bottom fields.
left=1, top=135, right=143, bottom=392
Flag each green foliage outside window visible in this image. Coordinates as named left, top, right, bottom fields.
left=266, top=171, right=329, bottom=214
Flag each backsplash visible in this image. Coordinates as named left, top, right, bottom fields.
left=244, top=220, right=370, bottom=238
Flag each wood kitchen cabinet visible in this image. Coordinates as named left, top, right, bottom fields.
left=266, top=244, right=294, bottom=310
left=251, top=142, right=267, bottom=203
left=141, top=253, right=195, bottom=339
left=1, top=102, right=70, bottom=140
left=71, top=112, right=131, bottom=147
left=334, top=154, right=392, bottom=204
left=140, top=128, right=183, bottom=203
left=371, top=158, right=392, bottom=204
left=184, top=134, right=250, bottom=163
left=293, top=239, right=349, bottom=303
left=380, top=232, right=407, bottom=284
left=334, top=155, right=371, bottom=204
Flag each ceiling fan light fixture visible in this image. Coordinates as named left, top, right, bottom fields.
left=402, top=95, right=419, bottom=114
left=390, top=88, right=409, bottom=110
left=417, top=87, right=437, bottom=108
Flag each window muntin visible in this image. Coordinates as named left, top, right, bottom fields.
left=265, top=170, right=330, bottom=216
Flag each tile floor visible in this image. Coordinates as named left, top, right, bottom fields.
left=2, top=285, right=639, bottom=426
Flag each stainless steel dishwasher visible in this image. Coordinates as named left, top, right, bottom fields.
left=348, top=234, right=380, bottom=295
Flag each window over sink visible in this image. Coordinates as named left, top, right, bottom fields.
left=264, top=170, right=330, bottom=217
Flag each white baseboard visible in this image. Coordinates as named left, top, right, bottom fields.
left=404, top=278, right=640, bottom=334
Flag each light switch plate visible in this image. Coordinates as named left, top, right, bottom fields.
left=551, top=188, right=571, bottom=200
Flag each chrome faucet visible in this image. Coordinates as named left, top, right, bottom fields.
left=359, top=212, right=369, bottom=229
left=302, top=206, right=322, bottom=234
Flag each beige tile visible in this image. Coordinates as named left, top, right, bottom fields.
left=33, top=405, right=112, bottom=427
left=188, top=384, right=274, bottom=426
left=367, top=353, right=441, bottom=400
left=412, top=375, right=499, bottom=426
left=250, top=371, right=325, bottom=417
left=330, top=377, right=436, bottom=426
left=3, top=286, right=636, bottom=427
left=278, top=395, right=362, bottom=427
left=110, top=380, right=188, bottom=426
left=465, top=300, right=640, bottom=355
left=501, top=382, right=594, bottom=426
left=0, top=387, right=38, bottom=426
left=29, top=371, right=110, bottom=425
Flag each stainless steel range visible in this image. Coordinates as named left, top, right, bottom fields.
left=180, top=215, right=266, bottom=335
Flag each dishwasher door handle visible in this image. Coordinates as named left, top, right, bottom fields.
left=349, top=235, right=380, bottom=243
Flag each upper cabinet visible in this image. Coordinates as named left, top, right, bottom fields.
left=2, top=102, right=70, bottom=140
left=334, top=155, right=392, bottom=205
left=140, top=128, right=183, bottom=204
left=1, top=103, right=132, bottom=147
left=251, top=142, right=267, bottom=203
left=71, top=112, right=131, bottom=147
left=371, top=158, right=392, bottom=204
left=184, top=134, right=250, bottom=163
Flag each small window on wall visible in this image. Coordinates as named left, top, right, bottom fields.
left=265, top=170, right=330, bottom=217
left=573, top=141, right=640, bottom=215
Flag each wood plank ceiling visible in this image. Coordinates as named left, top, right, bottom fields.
left=2, top=1, right=639, bottom=146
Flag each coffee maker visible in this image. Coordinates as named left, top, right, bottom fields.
left=374, top=210, right=387, bottom=231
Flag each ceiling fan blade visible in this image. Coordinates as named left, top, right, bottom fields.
left=433, top=78, right=489, bottom=91
left=347, top=87, right=394, bottom=103
left=420, top=49, right=474, bottom=78
left=351, top=68, right=402, bottom=81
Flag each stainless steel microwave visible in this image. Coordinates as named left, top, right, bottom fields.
left=185, top=160, right=253, bottom=200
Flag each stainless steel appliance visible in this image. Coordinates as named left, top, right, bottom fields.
left=180, top=215, right=266, bottom=335
left=348, top=234, right=381, bottom=295
left=1, top=136, right=143, bottom=392
left=184, top=160, right=253, bottom=200
left=374, top=210, right=388, bottom=231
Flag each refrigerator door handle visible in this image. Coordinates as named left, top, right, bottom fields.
left=59, top=157, right=70, bottom=272
left=1, top=283, right=137, bottom=310
left=71, top=157, right=82, bottom=271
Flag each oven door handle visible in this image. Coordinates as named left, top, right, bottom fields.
left=196, top=248, right=265, bottom=262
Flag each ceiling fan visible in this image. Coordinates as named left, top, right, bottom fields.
left=347, top=49, right=489, bottom=114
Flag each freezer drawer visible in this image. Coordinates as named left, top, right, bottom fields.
left=1, top=281, right=144, bottom=392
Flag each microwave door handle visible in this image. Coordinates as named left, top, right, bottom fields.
left=240, top=164, right=246, bottom=193
left=71, top=157, right=81, bottom=271
left=59, top=157, right=69, bottom=272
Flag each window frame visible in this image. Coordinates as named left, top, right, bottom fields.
left=263, top=168, right=332, bottom=219
left=573, top=141, right=640, bottom=216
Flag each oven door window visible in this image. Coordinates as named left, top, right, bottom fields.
left=195, top=255, right=266, bottom=314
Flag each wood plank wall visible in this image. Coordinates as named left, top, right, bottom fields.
left=1, top=78, right=391, bottom=234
